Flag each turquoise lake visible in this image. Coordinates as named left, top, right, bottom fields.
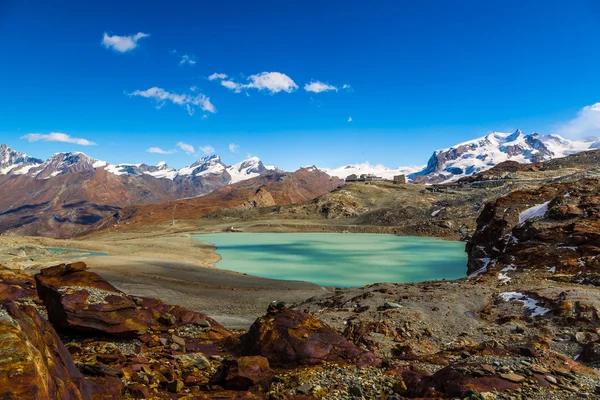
left=194, top=233, right=467, bottom=287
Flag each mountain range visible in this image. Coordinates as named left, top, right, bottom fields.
left=0, top=144, right=272, bottom=184
left=324, top=130, right=600, bottom=184
left=1, top=129, right=599, bottom=237
left=409, top=130, right=600, bottom=183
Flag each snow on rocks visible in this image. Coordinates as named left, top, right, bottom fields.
left=498, top=265, right=517, bottom=283
left=519, top=201, right=551, bottom=224
left=499, top=292, right=550, bottom=317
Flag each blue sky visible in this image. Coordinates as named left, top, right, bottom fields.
left=1, top=0, right=600, bottom=170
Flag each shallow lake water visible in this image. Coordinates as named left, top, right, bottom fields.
left=46, top=247, right=109, bottom=258
left=194, top=233, right=467, bottom=287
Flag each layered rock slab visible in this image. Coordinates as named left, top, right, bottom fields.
left=0, top=301, right=94, bottom=399
left=35, top=262, right=230, bottom=340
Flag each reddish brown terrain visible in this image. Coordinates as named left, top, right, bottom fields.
left=101, top=168, right=342, bottom=232
left=0, top=164, right=340, bottom=238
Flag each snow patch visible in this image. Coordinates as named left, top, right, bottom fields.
left=499, top=292, right=550, bottom=317
left=519, top=201, right=551, bottom=224
left=468, top=258, right=492, bottom=278
left=498, top=265, right=517, bottom=283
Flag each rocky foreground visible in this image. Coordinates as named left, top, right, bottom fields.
left=2, top=177, right=600, bottom=399
left=1, top=258, right=600, bottom=399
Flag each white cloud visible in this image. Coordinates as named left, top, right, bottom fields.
left=247, top=72, right=298, bottom=93
left=229, top=143, right=240, bottom=153
left=147, top=147, right=176, bottom=154
left=304, top=81, right=338, bottom=93
left=199, top=145, right=215, bottom=154
left=208, top=72, right=228, bottom=81
left=219, top=72, right=298, bottom=94
left=21, top=132, right=96, bottom=146
left=179, top=54, right=196, bottom=66
left=221, top=80, right=244, bottom=92
left=342, top=84, right=351, bottom=89
left=348, top=116, right=353, bottom=123
left=177, top=142, right=195, bottom=154
left=102, top=32, right=149, bottom=53
left=556, top=102, right=600, bottom=139
left=129, top=87, right=216, bottom=116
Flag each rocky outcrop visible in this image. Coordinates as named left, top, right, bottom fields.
left=0, top=301, right=96, bottom=399
left=238, top=307, right=379, bottom=368
left=35, top=262, right=229, bottom=339
left=0, top=266, right=37, bottom=301
left=210, top=356, right=274, bottom=390
left=466, top=178, right=600, bottom=277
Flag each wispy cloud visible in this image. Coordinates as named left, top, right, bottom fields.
left=177, top=142, right=195, bottom=154
left=221, top=80, right=243, bottom=92
left=199, top=145, right=215, bottom=154
left=208, top=72, right=228, bottom=81
left=128, top=87, right=216, bottom=116
left=304, top=81, right=338, bottom=93
left=229, top=143, right=240, bottom=153
left=342, top=84, right=351, bottom=90
left=171, top=50, right=196, bottom=66
left=102, top=32, right=149, bottom=53
left=21, top=132, right=96, bottom=146
left=179, top=54, right=196, bottom=66
left=556, top=102, right=600, bottom=139
left=216, top=72, right=298, bottom=94
left=348, top=116, right=353, bottom=123
left=147, top=147, right=176, bottom=154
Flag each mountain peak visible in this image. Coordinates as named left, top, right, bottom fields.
left=0, top=144, right=43, bottom=173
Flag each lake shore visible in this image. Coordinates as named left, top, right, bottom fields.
left=0, top=231, right=328, bottom=329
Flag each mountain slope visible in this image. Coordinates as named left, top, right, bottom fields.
left=98, top=167, right=343, bottom=231
left=0, top=145, right=280, bottom=237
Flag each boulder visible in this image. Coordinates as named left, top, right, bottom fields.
left=238, top=308, right=379, bottom=368
left=0, top=301, right=98, bottom=399
left=403, top=363, right=520, bottom=398
left=0, top=266, right=37, bottom=301
left=35, top=262, right=230, bottom=340
left=210, top=356, right=274, bottom=390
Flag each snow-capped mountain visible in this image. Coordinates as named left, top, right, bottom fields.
left=0, top=145, right=275, bottom=185
left=226, top=157, right=270, bottom=184
left=0, top=144, right=43, bottom=175
left=177, top=155, right=227, bottom=177
left=104, top=161, right=178, bottom=180
left=411, top=130, right=600, bottom=183
left=28, top=152, right=103, bottom=179
left=322, top=162, right=424, bottom=180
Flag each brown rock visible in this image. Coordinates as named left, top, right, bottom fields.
left=0, top=267, right=37, bottom=301
left=239, top=309, right=380, bottom=367
left=210, top=356, right=274, bottom=391
left=166, top=379, right=184, bottom=393
left=35, top=262, right=230, bottom=341
left=127, top=383, right=149, bottom=399
left=500, top=373, right=525, bottom=383
left=0, top=301, right=96, bottom=399
left=404, top=364, right=519, bottom=398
